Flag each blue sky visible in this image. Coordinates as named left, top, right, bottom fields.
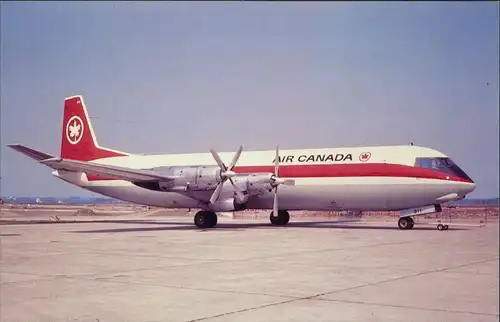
left=1, top=1, right=498, bottom=198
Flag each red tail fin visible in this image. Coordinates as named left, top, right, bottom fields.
left=61, top=95, right=129, bottom=161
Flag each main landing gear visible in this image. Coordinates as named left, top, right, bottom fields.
left=194, top=211, right=218, bottom=229
left=270, top=210, right=290, bottom=226
left=193, top=210, right=291, bottom=229
left=398, top=217, right=415, bottom=230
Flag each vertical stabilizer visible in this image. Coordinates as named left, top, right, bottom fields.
left=60, top=95, right=129, bottom=161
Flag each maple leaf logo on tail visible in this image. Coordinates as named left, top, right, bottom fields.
left=69, top=121, right=80, bottom=139
left=65, top=116, right=84, bottom=145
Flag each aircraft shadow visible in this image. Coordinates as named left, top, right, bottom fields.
left=0, top=219, right=189, bottom=226
left=71, top=220, right=468, bottom=234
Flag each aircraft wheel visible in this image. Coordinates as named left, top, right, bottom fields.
left=443, top=224, right=449, bottom=230
left=398, top=217, right=414, bottom=230
left=437, top=224, right=444, bottom=231
left=407, top=217, right=414, bottom=229
left=270, top=210, right=290, bottom=225
left=194, top=211, right=218, bottom=229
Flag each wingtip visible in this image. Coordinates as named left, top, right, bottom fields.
left=7, top=143, right=28, bottom=150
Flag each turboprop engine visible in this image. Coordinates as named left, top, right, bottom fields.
left=133, top=164, right=235, bottom=192
left=208, top=172, right=295, bottom=212
left=207, top=145, right=295, bottom=218
left=230, top=173, right=292, bottom=196
left=152, top=165, right=232, bottom=191
left=136, top=145, right=294, bottom=215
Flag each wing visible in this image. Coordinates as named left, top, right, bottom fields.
left=39, top=157, right=173, bottom=182
left=7, top=144, right=55, bottom=161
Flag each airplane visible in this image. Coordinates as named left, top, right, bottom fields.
left=7, top=95, right=476, bottom=230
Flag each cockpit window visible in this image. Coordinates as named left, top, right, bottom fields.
left=414, top=157, right=473, bottom=182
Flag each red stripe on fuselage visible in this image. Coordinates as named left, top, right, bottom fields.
left=234, top=163, right=470, bottom=183
left=86, top=163, right=471, bottom=183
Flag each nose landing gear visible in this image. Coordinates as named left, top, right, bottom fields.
left=437, top=223, right=449, bottom=231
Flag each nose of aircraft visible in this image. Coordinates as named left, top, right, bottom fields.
left=461, top=181, right=476, bottom=196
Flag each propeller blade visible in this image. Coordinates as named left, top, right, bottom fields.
left=273, top=186, right=278, bottom=217
left=274, top=145, right=279, bottom=176
left=209, top=182, right=224, bottom=204
left=210, top=149, right=227, bottom=171
left=228, top=145, right=243, bottom=170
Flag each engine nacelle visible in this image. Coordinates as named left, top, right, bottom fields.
left=246, top=173, right=275, bottom=194
left=209, top=198, right=248, bottom=212
left=196, top=166, right=224, bottom=190
left=230, top=173, right=275, bottom=196
left=152, top=165, right=223, bottom=191
left=135, top=167, right=281, bottom=202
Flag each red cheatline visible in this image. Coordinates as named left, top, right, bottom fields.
left=86, top=163, right=471, bottom=183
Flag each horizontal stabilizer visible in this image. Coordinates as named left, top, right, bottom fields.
left=8, top=144, right=54, bottom=161
left=39, top=157, right=172, bottom=182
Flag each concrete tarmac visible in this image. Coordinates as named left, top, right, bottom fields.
left=1, top=215, right=498, bottom=322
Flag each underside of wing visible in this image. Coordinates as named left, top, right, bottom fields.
left=39, top=157, right=172, bottom=182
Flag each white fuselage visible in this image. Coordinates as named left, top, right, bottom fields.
left=52, top=145, right=476, bottom=212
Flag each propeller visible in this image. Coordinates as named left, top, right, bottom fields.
left=272, top=145, right=280, bottom=217
left=270, top=145, right=295, bottom=217
left=209, top=145, right=246, bottom=204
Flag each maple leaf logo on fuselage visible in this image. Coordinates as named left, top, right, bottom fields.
left=359, top=152, right=371, bottom=162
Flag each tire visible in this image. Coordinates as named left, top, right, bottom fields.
left=194, top=211, right=217, bottom=229
left=270, top=210, right=290, bottom=225
left=407, top=217, right=415, bottom=229
left=398, top=217, right=413, bottom=230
